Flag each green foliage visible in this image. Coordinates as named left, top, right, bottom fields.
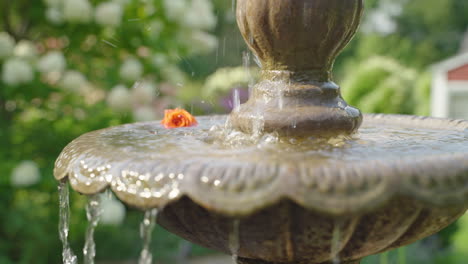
left=0, top=0, right=219, bottom=263
left=336, top=0, right=468, bottom=71
left=342, top=56, right=417, bottom=114
left=414, top=72, right=432, bottom=116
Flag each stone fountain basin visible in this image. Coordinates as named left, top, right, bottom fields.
left=54, top=114, right=468, bottom=264
left=159, top=197, right=465, bottom=264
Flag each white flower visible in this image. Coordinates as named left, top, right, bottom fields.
left=119, top=58, right=143, bottom=82
left=37, top=51, right=66, bottom=74
left=131, top=81, right=157, bottom=105
left=43, top=0, right=62, bottom=7
left=182, top=0, right=217, bottom=30
left=161, top=65, right=186, bottom=85
left=100, top=194, right=126, bottom=226
left=14, top=40, right=38, bottom=60
left=163, top=0, right=187, bottom=20
left=46, top=7, right=64, bottom=25
left=11, top=161, right=41, bottom=187
left=63, top=0, right=93, bottom=23
left=187, top=31, right=218, bottom=54
left=0, top=32, right=15, bottom=60
left=60, top=70, right=87, bottom=92
left=95, top=2, right=124, bottom=27
left=133, top=106, right=156, bottom=122
left=152, top=54, right=168, bottom=68
left=1, top=58, right=34, bottom=85
left=107, top=84, right=131, bottom=111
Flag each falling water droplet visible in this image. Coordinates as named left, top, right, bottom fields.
left=331, top=220, right=343, bottom=264
left=252, top=114, right=265, bottom=138
left=229, top=219, right=241, bottom=264
left=242, top=51, right=255, bottom=97
left=138, top=209, right=158, bottom=264
left=223, top=37, right=227, bottom=57
left=253, top=53, right=262, bottom=68
left=105, top=189, right=112, bottom=200
left=233, top=89, right=240, bottom=111
left=58, top=181, right=78, bottom=264
left=83, top=194, right=102, bottom=264
left=242, top=51, right=250, bottom=69
left=278, top=88, right=284, bottom=110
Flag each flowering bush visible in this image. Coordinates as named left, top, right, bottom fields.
left=1, top=58, right=34, bottom=85
left=10, top=160, right=41, bottom=187
left=0, top=32, right=15, bottom=59
left=341, top=56, right=417, bottom=114
left=0, top=0, right=218, bottom=263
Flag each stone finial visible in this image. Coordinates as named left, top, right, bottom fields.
left=230, top=0, right=364, bottom=136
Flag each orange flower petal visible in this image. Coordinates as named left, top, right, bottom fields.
left=161, top=108, right=198, bottom=129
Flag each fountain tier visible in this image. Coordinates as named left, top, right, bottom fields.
left=54, top=115, right=468, bottom=263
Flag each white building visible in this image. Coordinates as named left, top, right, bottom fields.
left=432, top=52, right=468, bottom=120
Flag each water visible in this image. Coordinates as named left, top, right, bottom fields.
left=78, top=116, right=467, bottom=164
left=229, top=219, right=241, bottom=263
left=252, top=53, right=262, bottom=68
left=242, top=51, right=256, bottom=97
left=55, top=115, right=468, bottom=215
left=83, top=194, right=102, bottom=264
left=330, top=220, right=343, bottom=264
left=138, top=209, right=158, bottom=264
left=232, top=0, right=236, bottom=13
left=278, top=88, right=284, bottom=110
left=58, top=181, right=78, bottom=264
left=233, top=89, right=240, bottom=111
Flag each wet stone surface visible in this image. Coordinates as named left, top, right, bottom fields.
left=54, top=114, right=468, bottom=215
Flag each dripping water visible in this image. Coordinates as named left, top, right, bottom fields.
left=252, top=111, right=265, bottom=138
left=233, top=89, right=240, bottom=111
left=331, top=220, right=343, bottom=264
left=252, top=53, right=262, bottom=68
left=229, top=219, right=241, bottom=263
left=58, top=181, right=78, bottom=264
left=278, top=88, right=284, bottom=110
left=138, top=209, right=158, bottom=264
left=83, top=194, right=102, bottom=264
left=242, top=50, right=249, bottom=67
left=232, top=0, right=236, bottom=15
left=242, top=51, right=254, bottom=97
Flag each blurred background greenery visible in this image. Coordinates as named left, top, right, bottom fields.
left=0, top=0, right=467, bottom=263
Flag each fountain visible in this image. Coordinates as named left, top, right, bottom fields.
left=54, top=0, right=468, bottom=264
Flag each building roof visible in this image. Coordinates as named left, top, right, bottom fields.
left=432, top=52, right=468, bottom=73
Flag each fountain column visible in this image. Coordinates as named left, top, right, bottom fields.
left=230, top=0, right=364, bottom=137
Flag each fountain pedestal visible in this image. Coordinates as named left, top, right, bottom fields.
left=230, top=0, right=363, bottom=136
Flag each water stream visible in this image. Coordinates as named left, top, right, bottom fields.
left=242, top=51, right=255, bottom=97
left=58, top=181, right=78, bottom=264
left=331, top=220, right=343, bottom=264
left=83, top=194, right=102, bottom=264
left=229, top=219, right=241, bottom=263
left=233, top=89, right=240, bottom=111
left=138, top=209, right=158, bottom=264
